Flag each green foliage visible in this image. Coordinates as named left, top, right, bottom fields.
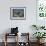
left=32, top=24, right=45, bottom=30
left=32, top=25, right=36, bottom=27
left=33, top=32, right=46, bottom=39
left=32, top=25, right=39, bottom=30
left=40, top=26, right=45, bottom=29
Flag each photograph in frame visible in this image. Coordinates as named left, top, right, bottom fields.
left=10, top=7, right=26, bottom=20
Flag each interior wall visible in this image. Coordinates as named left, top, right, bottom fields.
left=0, top=0, right=36, bottom=42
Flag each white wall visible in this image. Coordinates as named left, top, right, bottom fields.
left=0, top=0, right=36, bottom=42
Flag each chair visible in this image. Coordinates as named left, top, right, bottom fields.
left=4, top=27, right=19, bottom=46
left=18, top=33, right=30, bottom=46
left=4, top=33, right=18, bottom=46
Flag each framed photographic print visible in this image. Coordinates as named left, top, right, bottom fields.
left=10, top=7, right=26, bottom=20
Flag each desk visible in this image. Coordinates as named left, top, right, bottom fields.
left=4, top=33, right=18, bottom=46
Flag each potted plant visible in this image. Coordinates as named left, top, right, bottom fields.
left=33, top=32, right=46, bottom=43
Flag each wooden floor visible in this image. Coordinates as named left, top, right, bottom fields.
left=0, top=42, right=46, bottom=46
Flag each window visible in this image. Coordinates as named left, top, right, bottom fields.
left=37, top=0, right=46, bottom=18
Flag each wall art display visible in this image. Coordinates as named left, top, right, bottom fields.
left=10, top=7, right=26, bottom=20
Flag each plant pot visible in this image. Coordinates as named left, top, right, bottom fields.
left=37, top=39, right=40, bottom=43
left=40, top=38, right=45, bottom=43
left=37, top=39, right=45, bottom=44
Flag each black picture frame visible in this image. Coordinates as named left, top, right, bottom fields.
left=10, top=7, right=26, bottom=20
